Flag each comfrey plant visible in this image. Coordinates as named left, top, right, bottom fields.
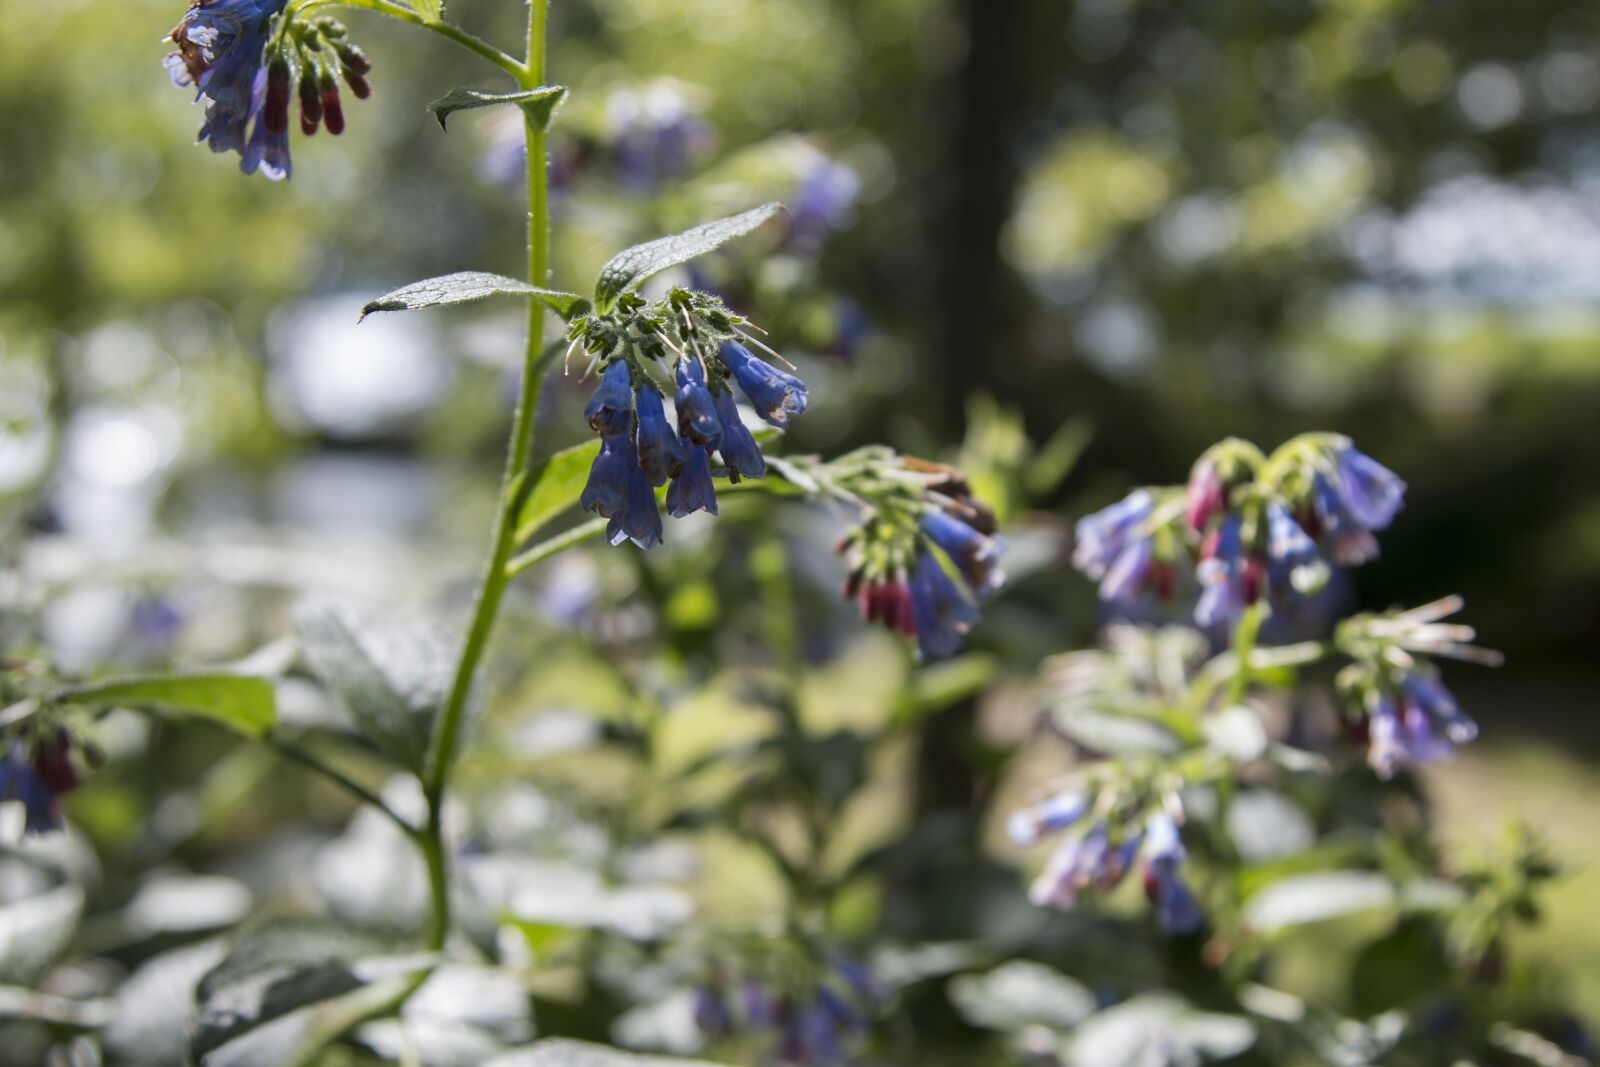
left=981, top=439, right=1580, bottom=1066
left=1018, top=437, right=1494, bottom=931
left=1073, top=433, right=1404, bottom=628
left=0, top=3, right=1013, bottom=1065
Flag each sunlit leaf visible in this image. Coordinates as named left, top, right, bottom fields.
left=949, top=961, right=1096, bottom=1032
left=594, top=203, right=782, bottom=310
left=190, top=918, right=391, bottom=1059
left=54, top=673, right=275, bottom=738
left=486, top=1039, right=724, bottom=1067
left=293, top=598, right=463, bottom=773
left=1052, top=705, right=1183, bottom=757
left=0, top=881, right=82, bottom=986
left=360, top=272, right=589, bottom=321
left=103, top=941, right=228, bottom=1067
left=1066, top=995, right=1255, bottom=1067
left=1241, top=871, right=1396, bottom=933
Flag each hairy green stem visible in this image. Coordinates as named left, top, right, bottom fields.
left=505, top=516, right=606, bottom=577
left=314, top=0, right=526, bottom=80
left=416, top=0, right=552, bottom=953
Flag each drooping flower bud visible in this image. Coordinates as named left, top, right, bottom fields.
left=342, top=68, right=371, bottom=100
left=298, top=68, right=322, bottom=135
left=319, top=70, right=345, bottom=135
left=263, top=54, right=292, bottom=135
left=335, top=40, right=372, bottom=75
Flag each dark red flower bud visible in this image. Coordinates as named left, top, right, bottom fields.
left=263, top=57, right=292, bottom=135
left=298, top=72, right=322, bottom=135
left=336, top=42, right=372, bottom=75
left=319, top=73, right=345, bottom=135
left=342, top=68, right=371, bottom=100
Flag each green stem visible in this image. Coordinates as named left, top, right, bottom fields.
left=416, top=0, right=552, bottom=953
left=1225, top=602, right=1266, bottom=706
left=269, top=736, right=416, bottom=834
left=505, top=517, right=606, bottom=577
left=311, top=0, right=527, bottom=81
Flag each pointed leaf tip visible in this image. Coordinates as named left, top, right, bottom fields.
left=594, top=203, right=784, bottom=310
left=360, top=272, right=589, bottom=320
left=428, top=86, right=568, bottom=132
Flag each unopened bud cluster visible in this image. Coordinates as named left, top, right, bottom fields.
left=1073, top=433, right=1405, bottom=630
left=825, top=450, right=1005, bottom=660
left=165, top=0, right=372, bottom=179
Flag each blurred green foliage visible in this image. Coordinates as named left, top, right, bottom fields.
left=4, top=0, right=1600, bottom=1062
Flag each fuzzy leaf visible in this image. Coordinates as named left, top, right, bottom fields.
left=1067, top=995, right=1255, bottom=1067
left=55, top=673, right=275, bottom=738
left=360, top=272, right=589, bottom=321
left=190, top=918, right=391, bottom=1059
left=428, top=85, right=567, bottom=131
left=0, top=882, right=83, bottom=986
left=410, top=0, right=443, bottom=19
left=594, top=203, right=782, bottom=310
left=486, top=1039, right=724, bottom=1067
left=1242, top=871, right=1396, bottom=933
left=513, top=440, right=604, bottom=543
left=1052, top=705, right=1183, bottom=757
left=293, top=598, right=463, bottom=773
left=950, top=961, right=1096, bottom=1032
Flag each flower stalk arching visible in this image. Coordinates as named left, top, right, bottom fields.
left=295, top=0, right=526, bottom=79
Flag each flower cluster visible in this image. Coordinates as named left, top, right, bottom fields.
left=571, top=291, right=806, bottom=548
left=693, top=958, right=880, bottom=1066
left=166, top=2, right=371, bottom=179
left=0, top=728, right=83, bottom=836
left=833, top=455, right=1005, bottom=660
left=1008, top=791, right=1203, bottom=937
left=1335, top=597, right=1497, bottom=777
left=1073, top=434, right=1406, bottom=630
left=784, top=149, right=860, bottom=254
left=604, top=82, right=714, bottom=191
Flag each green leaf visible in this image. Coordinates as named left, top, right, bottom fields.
left=1067, top=995, right=1255, bottom=1067
left=949, top=961, right=1096, bottom=1033
left=428, top=85, right=567, bottom=131
left=1052, top=704, right=1183, bottom=757
left=1349, top=917, right=1453, bottom=1016
left=103, top=942, right=229, bottom=1066
left=486, top=1039, right=725, bottom=1067
left=1200, top=705, right=1268, bottom=761
left=360, top=272, right=589, bottom=322
left=54, top=673, right=275, bottom=738
left=513, top=440, right=603, bottom=542
left=0, top=881, right=83, bottom=986
left=894, top=654, right=997, bottom=726
left=511, top=424, right=787, bottom=544
left=293, top=598, right=463, bottom=773
left=1241, top=871, right=1397, bottom=934
left=1225, top=790, right=1315, bottom=863
left=190, top=918, right=391, bottom=1059
left=594, top=203, right=782, bottom=310
left=411, top=0, right=444, bottom=23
